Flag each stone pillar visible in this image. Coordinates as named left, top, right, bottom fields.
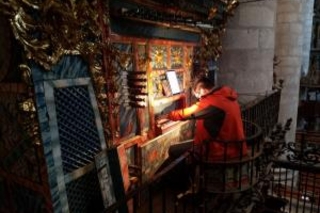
left=301, top=0, right=314, bottom=77
left=218, top=1, right=277, bottom=105
left=275, top=0, right=314, bottom=142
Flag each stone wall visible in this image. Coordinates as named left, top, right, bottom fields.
left=218, top=0, right=314, bottom=142
left=217, top=0, right=277, bottom=105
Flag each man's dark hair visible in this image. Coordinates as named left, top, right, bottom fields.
left=193, top=76, right=215, bottom=91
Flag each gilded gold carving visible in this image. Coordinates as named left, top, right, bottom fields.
left=0, top=0, right=115, bottom=145
left=17, top=64, right=41, bottom=146
left=154, top=50, right=164, bottom=64
left=208, top=7, right=218, bottom=20
left=171, top=46, right=183, bottom=68
left=226, top=0, right=239, bottom=16
left=0, top=0, right=103, bottom=70
left=199, top=0, right=239, bottom=63
left=118, top=53, right=132, bottom=71
left=19, top=98, right=36, bottom=112
left=138, top=57, right=151, bottom=71
left=186, top=48, right=193, bottom=69
left=137, top=44, right=151, bottom=71
left=200, top=29, right=223, bottom=62
left=151, top=46, right=167, bottom=69
left=19, top=64, right=32, bottom=85
left=137, top=45, right=150, bottom=71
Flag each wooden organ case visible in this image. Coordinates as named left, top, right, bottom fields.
left=109, top=35, right=198, bottom=183
left=108, top=0, right=204, bottom=183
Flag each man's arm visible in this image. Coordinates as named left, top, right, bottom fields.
left=168, top=103, right=200, bottom=121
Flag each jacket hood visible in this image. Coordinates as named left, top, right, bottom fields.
left=213, top=86, right=238, bottom=101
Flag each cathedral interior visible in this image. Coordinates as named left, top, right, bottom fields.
left=1, top=0, right=320, bottom=213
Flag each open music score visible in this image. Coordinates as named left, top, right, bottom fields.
left=165, top=70, right=182, bottom=95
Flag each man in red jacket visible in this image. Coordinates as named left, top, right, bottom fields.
left=168, top=76, right=247, bottom=161
left=157, top=76, right=247, bottom=192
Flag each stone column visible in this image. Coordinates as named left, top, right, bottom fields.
left=275, top=0, right=314, bottom=142
left=301, top=0, right=314, bottom=77
left=218, top=1, right=277, bottom=105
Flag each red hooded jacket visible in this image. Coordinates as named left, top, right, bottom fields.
left=168, top=86, right=247, bottom=161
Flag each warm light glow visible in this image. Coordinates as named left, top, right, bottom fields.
left=20, top=99, right=36, bottom=112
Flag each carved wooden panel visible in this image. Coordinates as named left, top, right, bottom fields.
left=151, top=45, right=168, bottom=70
left=170, top=46, right=183, bottom=69
left=139, top=121, right=193, bottom=183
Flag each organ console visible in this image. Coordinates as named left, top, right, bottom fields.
left=154, top=91, right=187, bottom=135
left=108, top=33, right=197, bottom=186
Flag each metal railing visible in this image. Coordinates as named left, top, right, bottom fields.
left=266, top=127, right=320, bottom=213
left=241, top=89, right=281, bottom=137
left=269, top=160, right=320, bottom=213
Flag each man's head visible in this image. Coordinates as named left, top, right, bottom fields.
left=193, top=77, right=215, bottom=99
